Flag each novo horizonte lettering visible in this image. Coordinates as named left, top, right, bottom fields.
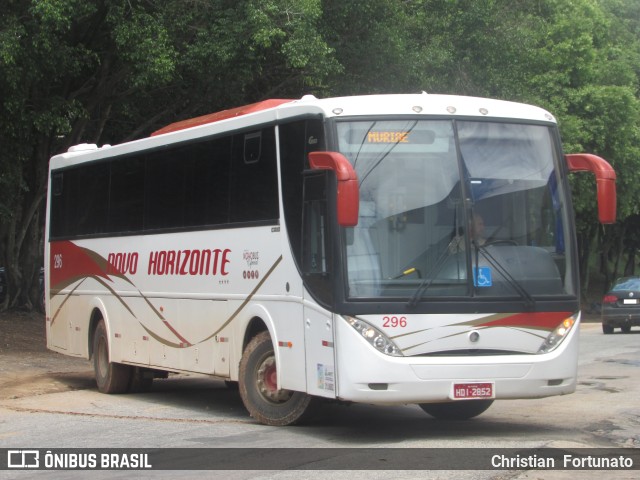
left=147, top=249, right=231, bottom=276
left=106, top=249, right=231, bottom=277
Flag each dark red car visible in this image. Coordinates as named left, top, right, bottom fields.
left=601, top=277, right=640, bottom=334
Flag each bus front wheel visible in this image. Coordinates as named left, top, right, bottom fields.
left=238, top=331, right=315, bottom=426
left=93, top=319, right=132, bottom=394
left=419, top=399, right=494, bottom=420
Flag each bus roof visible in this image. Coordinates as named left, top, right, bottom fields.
left=149, top=93, right=556, bottom=137
left=52, top=93, right=557, bottom=166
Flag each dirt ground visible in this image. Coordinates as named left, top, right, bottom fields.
left=0, top=310, right=94, bottom=400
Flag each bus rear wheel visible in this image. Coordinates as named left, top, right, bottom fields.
left=419, top=399, right=493, bottom=420
left=239, top=331, right=315, bottom=426
left=93, top=319, right=132, bottom=394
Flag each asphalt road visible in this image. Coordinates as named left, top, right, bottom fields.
left=0, top=322, right=638, bottom=479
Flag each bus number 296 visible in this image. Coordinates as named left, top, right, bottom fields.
left=383, top=316, right=407, bottom=328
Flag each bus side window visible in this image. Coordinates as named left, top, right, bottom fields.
left=230, top=128, right=278, bottom=223
left=302, top=172, right=333, bottom=305
left=108, top=157, right=145, bottom=232
left=52, top=173, right=63, bottom=196
left=303, top=201, right=328, bottom=274
left=302, top=173, right=330, bottom=274
left=280, top=118, right=326, bottom=270
left=244, top=132, right=261, bottom=164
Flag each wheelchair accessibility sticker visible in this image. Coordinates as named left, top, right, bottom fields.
left=473, top=267, right=492, bottom=287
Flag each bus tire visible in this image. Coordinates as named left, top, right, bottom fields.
left=419, top=399, right=493, bottom=420
left=93, top=319, right=132, bottom=394
left=238, top=331, right=315, bottom=426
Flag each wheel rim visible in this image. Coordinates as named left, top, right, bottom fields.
left=255, top=354, right=292, bottom=403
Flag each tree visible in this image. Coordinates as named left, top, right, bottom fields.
left=0, top=0, right=339, bottom=310
left=0, top=0, right=180, bottom=309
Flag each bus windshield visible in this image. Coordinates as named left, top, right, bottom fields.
left=337, top=119, right=574, bottom=301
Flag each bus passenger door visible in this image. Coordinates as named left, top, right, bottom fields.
left=302, top=172, right=337, bottom=398
left=303, top=306, right=336, bottom=398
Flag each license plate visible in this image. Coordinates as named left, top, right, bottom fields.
left=451, top=382, right=494, bottom=400
left=623, top=299, right=638, bottom=305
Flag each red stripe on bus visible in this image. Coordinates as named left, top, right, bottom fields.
left=476, top=311, right=572, bottom=330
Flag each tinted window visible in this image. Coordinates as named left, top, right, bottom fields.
left=108, top=157, right=144, bottom=232
left=145, top=147, right=184, bottom=230
left=50, top=163, right=109, bottom=238
left=279, top=119, right=325, bottom=266
left=183, top=138, right=231, bottom=226
left=49, top=125, right=279, bottom=239
left=229, top=128, right=278, bottom=223
left=145, top=138, right=232, bottom=230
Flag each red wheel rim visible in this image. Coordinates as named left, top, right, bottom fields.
left=255, top=354, right=292, bottom=403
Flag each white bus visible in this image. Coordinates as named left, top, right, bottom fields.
left=45, top=93, right=616, bottom=425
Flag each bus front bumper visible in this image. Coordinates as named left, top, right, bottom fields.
left=334, top=317, right=579, bottom=405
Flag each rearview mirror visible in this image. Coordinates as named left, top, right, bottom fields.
left=566, top=153, right=616, bottom=224
left=308, top=151, right=359, bottom=226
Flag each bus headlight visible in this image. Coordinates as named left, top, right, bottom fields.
left=537, top=315, right=577, bottom=353
left=346, top=316, right=403, bottom=357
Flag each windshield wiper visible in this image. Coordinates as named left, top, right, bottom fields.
left=353, top=121, right=377, bottom=168
left=473, top=241, right=536, bottom=310
left=358, top=120, right=418, bottom=187
left=408, top=243, right=461, bottom=307
left=407, top=241, right=536, bottom=309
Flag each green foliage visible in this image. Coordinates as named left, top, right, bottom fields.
left=108, top=4, right=176, bottom=88
left=566, top=86, right=640, bottom=217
